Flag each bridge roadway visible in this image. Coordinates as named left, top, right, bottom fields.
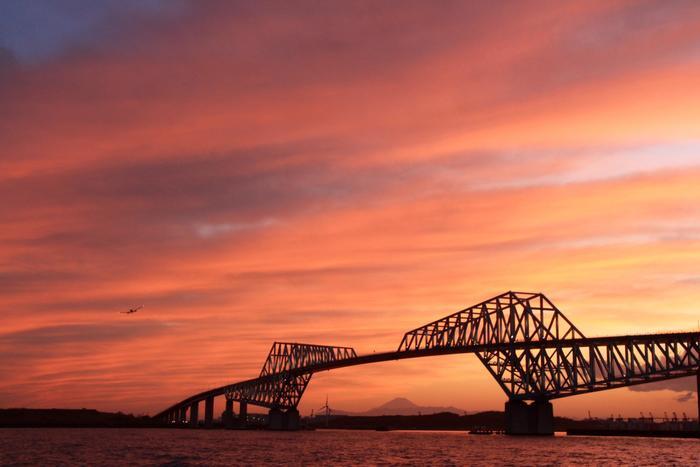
left=156, top=332, right=700, bottom=425
left=155, top=292, right=700, bottom=434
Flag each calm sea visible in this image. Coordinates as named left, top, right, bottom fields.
left=0, top=428, right=697, bottom=466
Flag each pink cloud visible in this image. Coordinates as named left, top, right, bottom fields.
left=1, top=1, right=699, bottom=416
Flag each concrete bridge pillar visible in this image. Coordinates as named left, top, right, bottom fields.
left=239, top=400, right=248, bottom=426
left=190, top=401, right=199, bottom=428
left=286, top=408, right=300, bottom=430
left=505, top=399, right=553, bottom=435
left=204, top=396, right=214, bottom=428
left=268, top=407, right=284, bottom=430
left=223, top=398, right=235, bottom=428
left=179, top=406, right=187, bottom=425
left=267, top=407, right=301, bottom=430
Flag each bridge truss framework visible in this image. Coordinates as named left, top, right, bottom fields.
left=157, top=291, right=699, bottom=434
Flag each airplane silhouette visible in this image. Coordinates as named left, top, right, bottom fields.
left=120, top=305, right=143, bottom=314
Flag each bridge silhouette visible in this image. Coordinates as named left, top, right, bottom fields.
left=156, top=291, right=700, bottom=434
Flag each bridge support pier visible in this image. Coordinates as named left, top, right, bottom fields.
left=268, top=407, right=284, bottom=430
left=179, top=406, right=187, bottom=426
left=267, top=407, right=301, bottom=430
left=286, top=408, right=300, bottom=430
left=505, top=400, right=553, bottom=435
left=223, top=398, right=235, bottom=428
left=190, top=401, right=199, bottom=428
left=239, top=401, right=248, bottom=426
left=204, top=396, right=214, bottom=428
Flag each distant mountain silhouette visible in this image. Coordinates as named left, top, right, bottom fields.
left=332, top=397, right=468, bottom=416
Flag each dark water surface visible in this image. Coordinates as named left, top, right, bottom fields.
left=0, top=428, right=697, bottom=466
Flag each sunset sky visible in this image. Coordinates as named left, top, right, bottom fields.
left=1, top=1, right=699, bottom=419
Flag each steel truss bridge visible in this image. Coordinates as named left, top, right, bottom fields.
left=156, top=291, right=700, bottom=434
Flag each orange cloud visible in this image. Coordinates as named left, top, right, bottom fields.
left=1, top=1, right=699, bottom=417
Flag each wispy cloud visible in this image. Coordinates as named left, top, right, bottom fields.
left=1, top=1, right=700, bottom=416
left=628, top=376, right=697, bottom=394
left=194, top=218, right=278, bottom=239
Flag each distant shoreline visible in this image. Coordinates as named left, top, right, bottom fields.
left=0, top=408, right=159, bottom=428
left=4, top=408, right=698, bottom=440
